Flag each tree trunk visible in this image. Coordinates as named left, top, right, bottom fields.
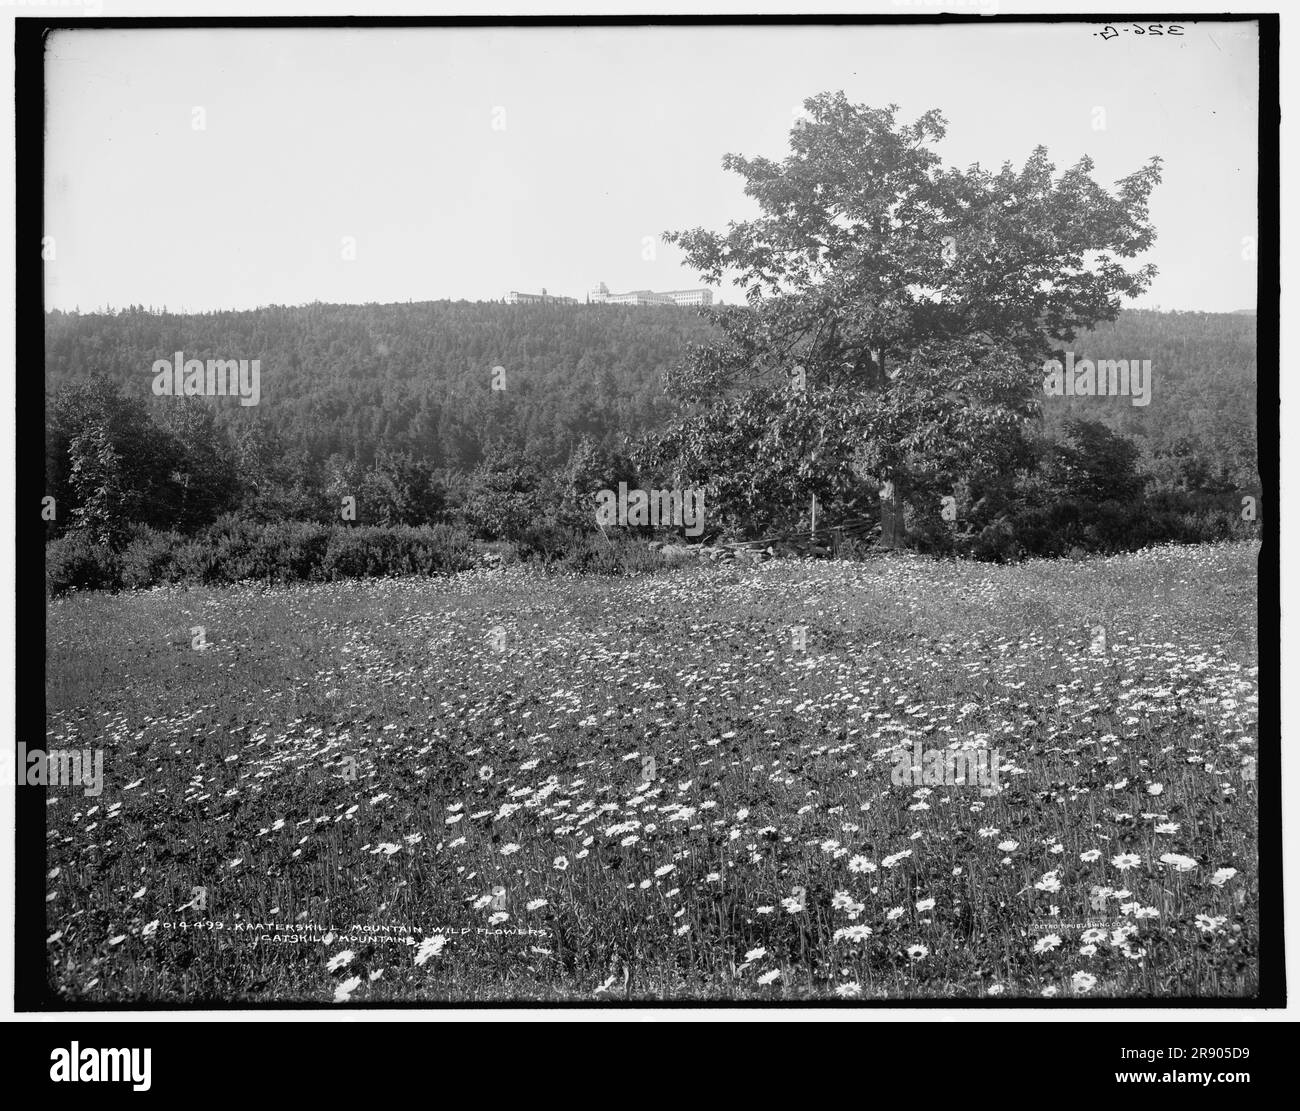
left=878, top=480, right=906, bottom=548
left=874, top=345, right=904, bottom=546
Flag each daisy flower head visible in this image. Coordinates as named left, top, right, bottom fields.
left=333, top=975, right=362, bottom=1003
left=414, top=935, right=447, bottom=965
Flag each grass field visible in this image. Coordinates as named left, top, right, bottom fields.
left=43, top=541, right=1260, bottom=1002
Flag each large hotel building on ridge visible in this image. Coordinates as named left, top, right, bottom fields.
left=504, top=282, right=713, bottom=307
left=587, top=281, right=713, bottom=306
left=502, top=288, right=579, bottom=305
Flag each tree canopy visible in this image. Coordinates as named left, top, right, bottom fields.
left=655, top=92, right=1165, bottom=542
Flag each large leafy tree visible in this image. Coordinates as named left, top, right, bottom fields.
left=47, top=375, right=182, bottom=545
left=655, top=92, right=1162, bottom=544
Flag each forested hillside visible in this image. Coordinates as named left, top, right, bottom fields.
left=1050, top=309, right=1258, bottom=494
left=44, top=302, right=1257, bottom=488
left=44, top=301, right=719, bottom=469
left=42, top=300, right=1260, bottom=591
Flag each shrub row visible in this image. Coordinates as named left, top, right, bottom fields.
left=46, top=519, right=684, bottom=595
left=48, top=519, right=477, bottom=596
left=911, top=494, right=1258, bottom=563
left=47, top=491, right=1259, bottom=594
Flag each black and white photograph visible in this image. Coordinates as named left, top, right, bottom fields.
left=8, top=2, right=1285, bottom=1051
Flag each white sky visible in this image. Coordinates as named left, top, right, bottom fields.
left=43, top=21, right=1259, bottom=313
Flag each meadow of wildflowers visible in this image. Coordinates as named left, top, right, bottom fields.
left=43, top=541, right=1259, bottom=1002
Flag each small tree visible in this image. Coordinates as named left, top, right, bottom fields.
left=360, top=448, right=445, bottom=526
left=67, top=421, right=130, bottom=547
left=462, top=443, right=546, bottom=541
left=158, top=398, right=241, bottom=532
left=555, top=437, right=638, bottom=533
left=1045, top=418, right=1146, bottom=506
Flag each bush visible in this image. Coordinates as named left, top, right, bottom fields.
left=907, top=516, right=959, bottom=557
left=237, top=522, right=331, bottom=583
left=321, top=524, right=476, bottom=579
left=516, top=524, right=584, bottom=564
left=968, top=517, right=1024, bottom=563
left=46, top=530, right=120, bottom=595
left=834, top=534, right=877, bottom=561
left=209, top=517, right=269, bottom=581
left=476, top=540, right=520, bottom=568
left=49, top=520, right=482, bottom=593
left=550, top=535, right=676, bottom=575
left=119, top=526, right=181, bottom=589
left=170, top=537, right=222, bottom=584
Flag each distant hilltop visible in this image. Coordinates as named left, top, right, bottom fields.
left=504, top=282, right=713, bottom=307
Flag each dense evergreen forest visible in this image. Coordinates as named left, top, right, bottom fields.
left=45, top=300, right=1258, bottom=489
left=1041, top=309, right=1258, bottom=495
left=45, top=301, right=718, bottom=470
